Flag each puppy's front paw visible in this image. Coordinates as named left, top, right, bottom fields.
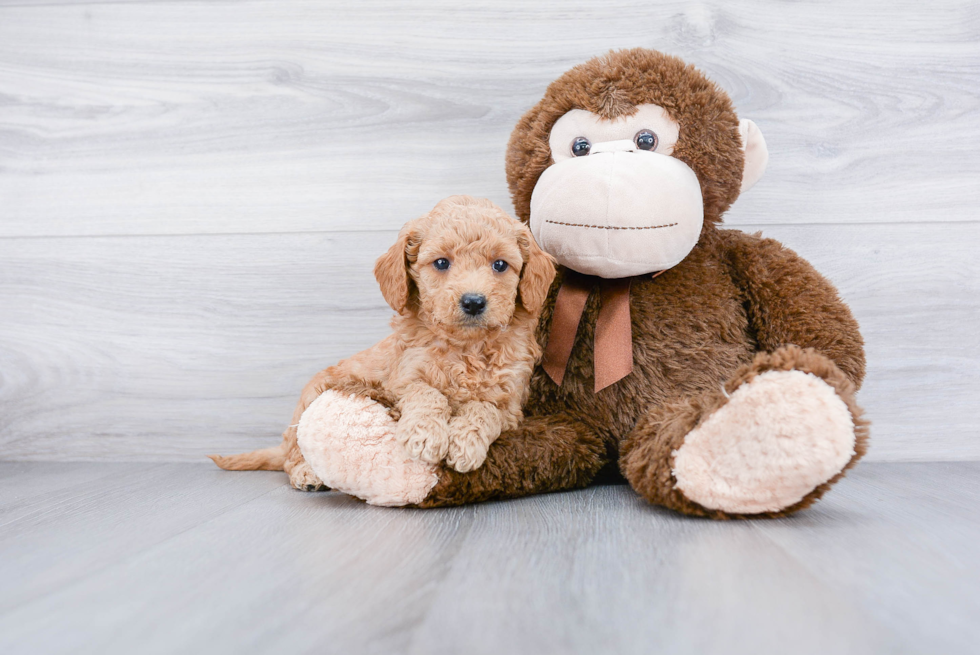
left=397, top=413, right=450, bottom=464
left=445, top=418, right=495, bottom=473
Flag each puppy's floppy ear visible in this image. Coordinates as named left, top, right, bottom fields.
left=375, top=221, right=421, bottom=313
left=516, top=228, right=556, bottom=315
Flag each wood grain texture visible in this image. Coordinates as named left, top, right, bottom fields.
left=0, top=0, right=978, bottom=236
left=0, top=1, right=977, bottom=463
left=0, top=461, right=977, bottom=654
left=0, top=223, right=977, bottom=462
left=0, top=463, right=285, bottom=611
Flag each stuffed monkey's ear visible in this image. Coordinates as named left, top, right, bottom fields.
left=374, top=222, right=420, bottom=313
left=516, top=229, right=557, bottom=315
left=739, top=119, right=769, bottom=194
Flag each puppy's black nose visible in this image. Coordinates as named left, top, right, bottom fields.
left=460, top=293, right=487, bottom=316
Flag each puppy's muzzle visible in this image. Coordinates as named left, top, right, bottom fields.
left=460, top=293, right=487, bottom=317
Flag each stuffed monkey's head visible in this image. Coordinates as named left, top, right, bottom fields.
left=506, top=48, right=768, bottom=278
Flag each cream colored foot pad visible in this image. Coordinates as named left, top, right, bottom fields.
left=297, top=390, right=439, bottom=507
left=672, top=370, right=856, bottom=514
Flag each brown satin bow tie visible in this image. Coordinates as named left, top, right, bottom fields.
left=542, top=269, right=663, bottom=393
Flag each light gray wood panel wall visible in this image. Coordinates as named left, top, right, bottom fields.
left=0, top=1, right=977, bottom=461
left=1, top=0, right=978, bottom=236
left=0, top=224, right=976, bottom=461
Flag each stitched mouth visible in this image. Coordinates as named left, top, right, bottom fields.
left=545, top=220, right=678, bottom=231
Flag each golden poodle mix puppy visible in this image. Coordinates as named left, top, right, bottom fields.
left=211, top=195, right=556, bottom=490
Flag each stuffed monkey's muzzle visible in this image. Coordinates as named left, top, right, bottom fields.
left=529, top=140, right=704, bottom=278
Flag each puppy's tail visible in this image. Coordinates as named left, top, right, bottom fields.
left=208, top=444, right=286, bottom=471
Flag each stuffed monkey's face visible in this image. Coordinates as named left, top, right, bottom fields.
left=509, top=50, right=770, bottom=279
left=530, top=104, right=701, bottom=278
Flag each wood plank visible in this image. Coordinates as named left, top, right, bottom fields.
left=0, top=223, right=976, bottom=462
left=753, top=462, right=980, bottom=654
left=0, top=461, right=128, bottom=512
left=0, top=463, right=285, bottom=612
left=410, top=487, right=899, bottom=655
left=0, top=463, right=476, bottom=655
left=0, top=462, right=977, bottom=654
left=0, top=231, right=397, bottom=461
left=0, top=0, right=977, bottom=237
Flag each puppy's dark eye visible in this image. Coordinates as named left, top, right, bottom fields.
left=492, top=260, right=509, bottom=273
left=571, top=137, right=591, bottom=157
left=433, top=258, right=451, bottom=271
left=634, top=129, right=658, bottom=151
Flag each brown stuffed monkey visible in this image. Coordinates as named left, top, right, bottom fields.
left=216, top=48, right=868, bottom=519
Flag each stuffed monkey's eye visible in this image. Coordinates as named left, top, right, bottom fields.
left=571, top=137, right=591, bottom=157
left=492, top=260, right=509, bottom=273
left=634, top=129, right=658, bottom=151
left=433, top=258, right=451, bottom=271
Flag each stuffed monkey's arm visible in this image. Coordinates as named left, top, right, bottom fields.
left=723, top=230, right=866, bottom=388
left=421, top=411, right=608, bottom=507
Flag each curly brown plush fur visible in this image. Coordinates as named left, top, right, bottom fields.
left=420, top=49, right=868, bottom=517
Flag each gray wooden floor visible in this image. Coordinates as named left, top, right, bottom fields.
left=0, top=462, right=977, bottom=654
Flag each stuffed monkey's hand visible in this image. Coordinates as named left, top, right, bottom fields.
left=395, top=383, right=451, bottom=464
left=446, top=401, right=504, bottom=473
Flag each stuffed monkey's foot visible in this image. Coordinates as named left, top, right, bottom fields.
left=672, top=370, right=853, bottom=513
left=624, top=346, right=869, bottom=518
left=297, top=390, right=439, bottom=506
left=671, top=348, right=866, bottom=515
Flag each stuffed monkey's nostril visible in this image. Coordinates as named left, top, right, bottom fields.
left=460, top=293, right=487, bottom=316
